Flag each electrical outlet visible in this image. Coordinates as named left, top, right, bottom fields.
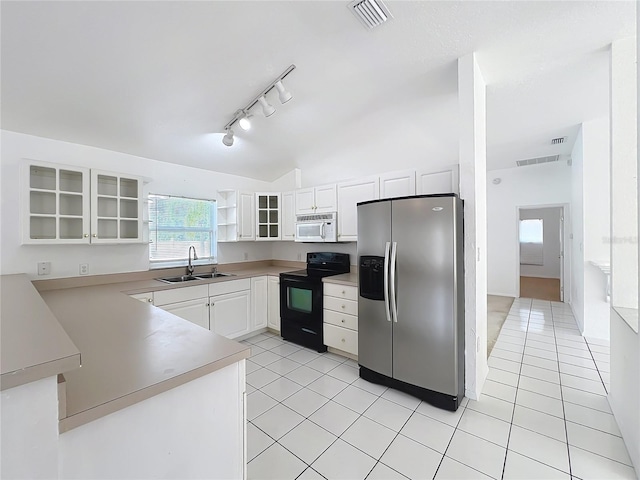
left=243, top=252, right=248, bottom=261
left=79, top=263, right=89, bottom=275
left=37, top=262, right=51, bottom=276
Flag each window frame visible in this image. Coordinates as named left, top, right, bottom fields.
left=148, top=193, right=218, bottom=269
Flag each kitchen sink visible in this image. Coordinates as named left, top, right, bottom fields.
left=156, top=275, right=202, bottom=284
left=194, top=272, right=236, bottom=279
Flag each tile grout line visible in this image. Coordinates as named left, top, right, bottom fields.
left=583, top=338, right=609, bottom=394
left=551, top=302, right=573, bottom=478
left=499, top=298, right=530, bottom=480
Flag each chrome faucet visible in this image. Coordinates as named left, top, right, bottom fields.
left=187, top=245, right=198, bottom=275
left=211, top=265, right=218, bottom=274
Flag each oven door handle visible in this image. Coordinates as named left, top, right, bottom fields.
left=384, top=241, right=392, bottom=323
left=320, top=222, right=326, bottom=239
left=280, top=276, right=313, bottom=286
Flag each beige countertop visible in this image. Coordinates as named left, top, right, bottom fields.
left=9, top=261, right=304, bottom=432
left=323, top=271, right=358, bottom=287
left=0, top=274, right=81, bottom=391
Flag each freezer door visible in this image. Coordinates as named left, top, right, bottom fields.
left=357, top=200, right=392, bottom=378
left=391, top=196, right=459, bottom=396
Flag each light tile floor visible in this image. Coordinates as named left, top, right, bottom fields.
left=244, top=299, right=637, bottom=480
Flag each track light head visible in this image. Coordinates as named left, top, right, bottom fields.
left=237, top=111, right=252, bottom=131
left=275, top=80, right=292, bottom=104
left=222, top=129, right=234, bottom=147
left=258, top=96, right=276, bottom=117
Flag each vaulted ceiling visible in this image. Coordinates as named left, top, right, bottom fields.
left=1, top=1, right=635, bottom=182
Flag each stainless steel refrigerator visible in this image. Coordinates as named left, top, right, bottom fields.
left=357, top=194, right=465, bottom=411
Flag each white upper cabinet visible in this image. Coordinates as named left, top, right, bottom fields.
left=90, top=169, right=143, bottom=244
left=23, top=161, right=91, bottom=244
left=295, top=184, right=337, bottom=215
left=336, top=177, right=380, bottom=242
left=281, top=191, right=296, bottom=241
left=237, top=191, right=255, bottom=241
left=416, top=165, right=459, bottom=195
left=22, top=160, right=144, bottom=245
left=379, top=170, right=416, bottom=199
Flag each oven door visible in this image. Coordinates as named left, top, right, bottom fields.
left=295, top=222, right=324, bottom=242
left=279, top=275, right=326, bottom=351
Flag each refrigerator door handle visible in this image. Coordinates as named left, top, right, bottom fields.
left=384, top=241, right=392, bottom=322
left=390, top=241, right=398, bottom=322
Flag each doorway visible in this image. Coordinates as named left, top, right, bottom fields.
left=517, top=205, right=569, bottom=302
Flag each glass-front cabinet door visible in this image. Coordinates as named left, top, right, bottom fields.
left=255, top=192, right=281, bottom=240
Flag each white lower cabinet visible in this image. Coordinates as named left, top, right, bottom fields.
left=162, top=298, right=210, bottom=330
left=154, top=285, right=209, bottom=329
left=210, top=290, right=251, bottom=338
left=209, top=279, right=251, bottom=339
left=251, top=276, right=268, bottom=330
left=150, top=276, right=277, bottom=338
left=267, top=276, right=280, bottom=331
left=323, top=283, right=358, bottom=356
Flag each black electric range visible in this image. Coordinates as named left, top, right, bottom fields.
left=280, top=252, right=350, bottom=352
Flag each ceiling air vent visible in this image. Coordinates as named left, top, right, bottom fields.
left=349, top=0, right=392, bottom=30
left=551, top=137, right=567, bottom=145
left=516, top=155, right=560, bottom=167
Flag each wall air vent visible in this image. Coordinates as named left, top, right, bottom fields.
left=551, top=137, right=567, bottom=145
left=348, top=0, right=392, bottom=29
left=516, top=155, right=560, bottom=167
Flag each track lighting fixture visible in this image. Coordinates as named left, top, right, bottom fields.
left=258, top=96, right=276, bottom=117
left=237, top=111, right=252, bottom=131
left=221, top=65, right=295, bottom=146
left=222, top=129, right=234, bottom=147
left=275, top=80, right=292, bottom=104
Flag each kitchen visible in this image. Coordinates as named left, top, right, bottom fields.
left=1, top=1, right=638, bottom=480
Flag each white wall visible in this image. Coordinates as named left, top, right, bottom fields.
left=458, top=53, right=488, bottom=400
left=487, top=161, right=572, bottom=298
left=608, top=34, right=639, bottom=472
left=0, top=130, right=274, bottom=278
left=571, top=127, right=585, bottom=331
left=271, top=241, right=357, bottom=266
left=1, top=376, right=59, bottom=479
left=519, top=207, right=562, bottom=279
left=570, top=118, right=611, bottom=338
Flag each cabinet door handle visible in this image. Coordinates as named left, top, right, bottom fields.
left=341, top=304, right=345, bottom=309
left=342, top=290, right=346, bottom=294
left=341, top=338, right=345, bottom=343
left=147, top=298, right=152, bottom=303
left=83, top=233, right=89, bottom=238
left=92, top=233, right=97, bottom=238
left=341, top=319, right=345, bottom=323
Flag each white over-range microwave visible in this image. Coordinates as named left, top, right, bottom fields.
left=295, top=212, right=338, bottom=242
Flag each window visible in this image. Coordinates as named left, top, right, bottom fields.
left=148, top=194, right=217, bottom=267
left=519, top=218, right=543, bottom=266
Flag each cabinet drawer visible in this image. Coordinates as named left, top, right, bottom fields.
left=154, top=285, right=208, bottom=306
left=323, top=324, right=358, bottom=356
left=324, top=309, right=358, bottom=331
left=324, top=283, right=357, bottom=301
left=324, top=296, right=358, bottom=316
left=208, top=278, right=251, bottom=297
